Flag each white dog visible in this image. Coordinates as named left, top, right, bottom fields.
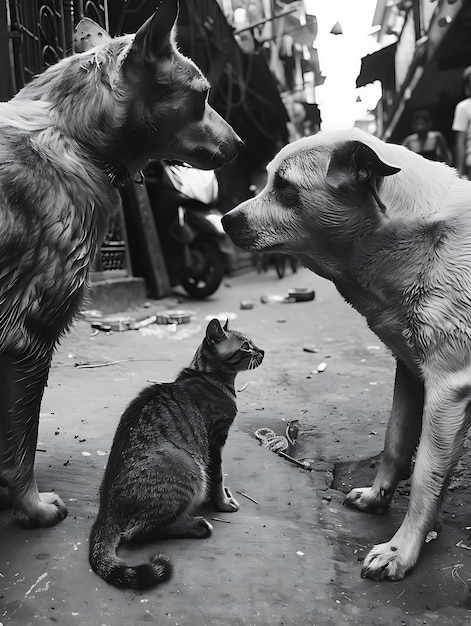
left=222, top=127, right=471, bottom=581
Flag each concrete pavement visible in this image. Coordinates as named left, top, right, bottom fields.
left=1, top=265, right=471, bottom=625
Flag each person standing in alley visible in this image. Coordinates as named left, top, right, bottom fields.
left=402, top=109, right=451, bottom=164
left=452, top=66, right=471, bottom=179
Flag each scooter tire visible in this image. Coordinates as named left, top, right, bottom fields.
left=181, top=237, right=225, bottom=299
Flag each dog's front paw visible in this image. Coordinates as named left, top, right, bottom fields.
left=361, top=541, right=417, bottom=581
left=212, top=487, right=239, bottom=513
left=343, top=487, right=389, bottom=514
left=15, top=492, right=68, bottom=528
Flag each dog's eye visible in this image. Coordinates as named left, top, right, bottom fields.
left=274, top=172, right=298, bottom=204
left=274, top=172, right=290, bottom=189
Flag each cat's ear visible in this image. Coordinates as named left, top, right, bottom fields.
left=223, top=319, right=229, bottom=331
left=206, top=318, right=226, bottom=344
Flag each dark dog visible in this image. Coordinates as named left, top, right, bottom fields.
left=0, top=1, right=241, bottom=529
left=222, top=127, right=471, bottom=580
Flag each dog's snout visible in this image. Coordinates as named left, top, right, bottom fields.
left=223, top=132, right=244, bottom=163
left=222, top=208, right=252, bottom=249
left=221, top=210, right=238, bottom=234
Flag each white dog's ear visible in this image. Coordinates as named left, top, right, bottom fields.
left=326, top=141, right=400, bottom=192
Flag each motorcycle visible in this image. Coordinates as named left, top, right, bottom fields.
left=145, top=161, right=235, bottom=299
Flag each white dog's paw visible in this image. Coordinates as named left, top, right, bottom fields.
left=343, top=487, right=389, bottom=514
left=361, top=541, right=416, bottom=581
left=15, top=492, right=68, bottom=528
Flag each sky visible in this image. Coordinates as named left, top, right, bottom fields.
left=304, top=0, right=380, bottom=130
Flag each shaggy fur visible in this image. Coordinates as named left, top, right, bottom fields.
left=222, top=127, right=471, bottom=581
left=0, top=2, right=241, bottom=529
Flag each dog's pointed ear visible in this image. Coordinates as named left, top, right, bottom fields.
left=326, top=141, right=401, bottom=191
left=130, top=1, right=179, bottom=60
left=74, top=18, right=112, bottom=53
left=206, top=318, right=226, bottom=345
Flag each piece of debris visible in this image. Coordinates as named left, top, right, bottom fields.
left=255, top=427, right=289, bottom=452
left=288, top=288, right=315, bottom=302
left=278, top=451, right=312, bottom=469
left=425, top=530, right=438, bottom=543
left=316, top=362, right=327, bottom=373
left=240, top=300, right=254, bottom=310
left=90, top=322, right=112, bottom=333
left=303, top=345, right=319, bottom=353
left=260, top=294, right=288, bottom=304
left=235, top=491, right=259, bottom=505
left=75, top=358, right=135, bottom=369
left=255, top=427, right=311, bottom=470
left=286, top=419, right=299, bottom=445
left=156, top=310, right=194, bottom=325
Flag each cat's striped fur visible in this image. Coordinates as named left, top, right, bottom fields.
left=89, top=319, right=264, bottom=589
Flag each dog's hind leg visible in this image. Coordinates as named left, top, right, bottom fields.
left=361, top=374, right=471, bottom=581
left=344, top=360, right=424, bottom=513
left=0, top=351, right=68, bottom=527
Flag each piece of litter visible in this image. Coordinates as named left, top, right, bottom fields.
left=255, top=427, right=288, bottom=452
left=288, top=288, right=315, bottom=302
left=425, top=531, right=438, bottom=543
left=75, top=358, right=135, bottom=369
left=456, top=539, right=471, bottom=550
left=96, top=450, right=107, bottom=456
left=296, top=551, right=305, bottom=556
left=260, top=294, right=286, bottom=304
left=81, top=451, right=91, bottom=457
left=211, top=517, right=231, bottom=524
left=156, top=310, right=194, bottom=325
left=236, top=491, right=259, bottom=505
left=303, top=346, right=318, bottom=353
left=278, top=451, right=311, bottom=470
left=317, top=362, right=327, bottom=373
left=286, top=419, right=299, bottom=445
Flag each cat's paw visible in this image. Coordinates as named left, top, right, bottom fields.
left=213, top=487, right=239, bottom=512
left=191, top=516, right=213, bottom=538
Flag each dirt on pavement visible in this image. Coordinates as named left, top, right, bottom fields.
left=1, top=265, right=471, bottom=625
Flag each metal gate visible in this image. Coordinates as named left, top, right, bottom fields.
left=5, top=0, right=130, bottom=279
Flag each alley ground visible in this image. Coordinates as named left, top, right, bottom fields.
left=1, top=262, right=471, bottom=625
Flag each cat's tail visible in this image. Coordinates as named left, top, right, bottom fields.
left=89, top=518, right=173, bottom=589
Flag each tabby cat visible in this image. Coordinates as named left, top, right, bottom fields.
left=89, top=318, right=264, bottom=589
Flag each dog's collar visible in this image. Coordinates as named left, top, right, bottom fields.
left=102, top=162, right=145, bottom=188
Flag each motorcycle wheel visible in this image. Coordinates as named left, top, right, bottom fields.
left=181, top=237, right=225, bottom=299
